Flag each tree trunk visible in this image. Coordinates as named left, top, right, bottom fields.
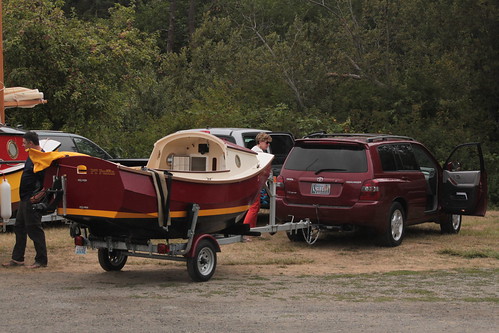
left=188, top=0, right=196, bottom=38
left=167, top=0, right=177, bottom=53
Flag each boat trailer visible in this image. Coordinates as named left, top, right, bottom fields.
left=70, top=177, right=317, bottom=282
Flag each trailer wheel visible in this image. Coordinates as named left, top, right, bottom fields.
left=187, top=239, right=217, bottom=282
left=98, top=248, right=127, bottom=271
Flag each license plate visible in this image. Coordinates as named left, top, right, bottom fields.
left=311, top=183, right=331, bottom=195
left=75, top=245, right=87, bottom=255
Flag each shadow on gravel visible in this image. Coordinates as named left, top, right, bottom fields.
left=66, top=268, right=195, bottom=286
left=72, top=265, right=247, bottom=285
left=288, top=223, right=445, bottom=249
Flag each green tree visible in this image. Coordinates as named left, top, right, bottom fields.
left=4, top=0, right=160, bottom=154
left=4, top=0, right=498, bottom=204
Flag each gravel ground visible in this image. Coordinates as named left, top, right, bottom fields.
left=1, top=215, right=498, bottom=333
left=0, top=264, right=497, bottom=332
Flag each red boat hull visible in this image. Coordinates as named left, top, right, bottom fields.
left=43, top=156, right=270, bottom=239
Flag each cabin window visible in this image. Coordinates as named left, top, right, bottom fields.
left=212, top=158, right=217, bottom=171
left=191, top=157, right=207, bottom=171
left=235, top=155, right=241, bottom=168
left=172, top=156, right=190, bottom=171
left=7, top=140, right=19, bottom=159
left=170, top=155, right=207, bottom=171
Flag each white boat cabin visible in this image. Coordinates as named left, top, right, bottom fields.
left=146, top=131, right=273, bottom=181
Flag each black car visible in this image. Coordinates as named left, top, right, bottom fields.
left=36, top=130, right=112, bottom=159
left=35, top=130, right=147, bottom=167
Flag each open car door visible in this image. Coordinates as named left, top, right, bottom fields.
left=268, top=132, right=295, bottom=175
left=441, top=143, right=487, bottom=216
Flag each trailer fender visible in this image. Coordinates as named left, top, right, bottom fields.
left=184, top=234, right=221, bottom=258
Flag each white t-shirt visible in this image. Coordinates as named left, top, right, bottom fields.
left=252, top=145, right=264, bottom=153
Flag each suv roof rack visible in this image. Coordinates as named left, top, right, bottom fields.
left=303, top=132, right=415, bottom=142
left=304, top=132, right=376, bottom=138
left=366, top=135, right=415, bottom=142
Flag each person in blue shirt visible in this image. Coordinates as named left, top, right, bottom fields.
left=2, top=131, right=47, bottom=269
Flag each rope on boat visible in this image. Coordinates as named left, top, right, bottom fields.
left=149, top=169, right=172, bottom=228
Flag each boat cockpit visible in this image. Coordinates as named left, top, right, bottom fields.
left=146, top=132, right=227, bottom=172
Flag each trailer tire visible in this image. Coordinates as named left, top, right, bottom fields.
left=98, top=248, right=127, bottom=271
left=187, top=239, right=217, bottom=282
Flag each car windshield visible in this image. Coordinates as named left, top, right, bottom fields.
left=285, top=144, right=368, bottom=173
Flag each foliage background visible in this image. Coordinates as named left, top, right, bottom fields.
left=3, top=0, right=498, bottom=206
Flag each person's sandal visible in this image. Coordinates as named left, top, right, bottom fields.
left=26, top=262, right=47, bottom=269
left=2, top=260, right=25, bottom=267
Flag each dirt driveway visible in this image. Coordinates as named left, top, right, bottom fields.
left=0, top=214, right=497, bottom=332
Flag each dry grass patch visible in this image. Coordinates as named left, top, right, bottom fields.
left=0, top=212, right=497, bottom=276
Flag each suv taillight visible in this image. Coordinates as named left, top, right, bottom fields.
left=359, top=179, right=380, bottom=201
left=74, top=235, right=85, bottom=246
left=276, top=175, right=285, bottom=197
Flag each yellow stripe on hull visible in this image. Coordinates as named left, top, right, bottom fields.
left=58, top=205, right=251, bottom=220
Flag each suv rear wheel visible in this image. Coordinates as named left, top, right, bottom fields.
left=379, top=202, right=405, bottom=247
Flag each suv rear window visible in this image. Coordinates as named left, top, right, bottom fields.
left=285, top=144, right=368, bottom=173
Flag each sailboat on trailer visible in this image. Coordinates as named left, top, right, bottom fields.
left=35, top=131, right=273, bottom=239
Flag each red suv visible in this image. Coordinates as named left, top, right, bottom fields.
left=275, top=133, right=488, bottom=246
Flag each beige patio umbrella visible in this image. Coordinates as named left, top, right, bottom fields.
left=3, top=87, right=47, bottom=109
left=0, top=1, right=47, bottom=124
